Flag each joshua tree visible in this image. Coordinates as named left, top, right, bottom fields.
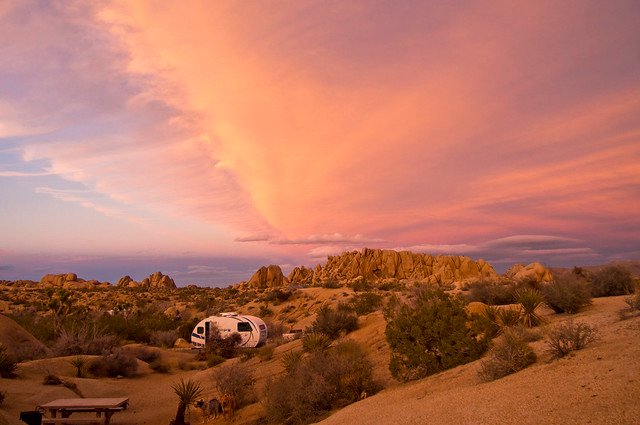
left=170, top=378, right=203, bottom=425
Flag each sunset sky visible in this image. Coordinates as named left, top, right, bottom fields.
left=1, top=1, right=639, bottom=286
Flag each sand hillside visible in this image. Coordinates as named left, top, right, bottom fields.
left=0, top=291, right=638, bottom=424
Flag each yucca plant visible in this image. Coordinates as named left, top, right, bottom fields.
left=170, top=378, right=204, bottom=425
left=515, top=288, right=545, bottom=327
left=497, top=307, right=521, bottom=328
left=68, top=356, right=88, bottom=378
left=0, top=344, right=17, bottom=379
left=281, top=350, right=304, bottom=375
left=301, top=332, right=332, bottom=353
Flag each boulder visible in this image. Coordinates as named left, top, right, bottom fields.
left=505, top=262, right=553, bottom=283
left=173, top=338, right=192, bottom=349
left=247, top=265, right=288, bottom=288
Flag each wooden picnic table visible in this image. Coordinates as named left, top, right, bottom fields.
left=38, top=397, right=129, bottom=425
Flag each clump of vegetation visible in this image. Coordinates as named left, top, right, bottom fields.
left=0, top=344, right=18, bottom=378
left=203, top=324, right=243, bottom=360
left=212, top=362, right=256, bottom=408
left=546, top=320, right=597, bottom=359
left=385, top=289, right=487, bottom=382
left=257, top=344, right=275, bottom=361
left=170, top=378, right=203, bottom=425
left=264, top=340, right=379, bottom=425
left=0, top=391, right=5, bottom=406
left=543, top=274, right=592, bottom=314
left=149, top=359, right=171, bottom=373
left=68, top=356, right=88, bottom=378
left=301, top=332, right=332, bottom=353
left=514, top=288, right=544, bottom=327
left=88, top=348, right=138, bottom=378
left=466, top=279, right=515, bottom=305
left=478, top=330, right=537, bottom=381
left=150, top=330, right=179, bottom=348
left=281, top=350, right=304, bottom=375
left=308, top=304, right=358, bottom=339
left=43, top=373, right=63, bottom=385
left=349, top=292, right=383, bottom=315
left=590, top=265, right=634, bottom=297
left=621, top=288, right=640, bottom=319
left=496, top=306, right=522, bottom=328
left=125, top=346, right=161, bottom=363
left=52, top=326, right=119, bottom=356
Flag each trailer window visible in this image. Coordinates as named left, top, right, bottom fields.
left=197, top=326, right=204, bottom=334
left=237, top=322, right=252, bottom=332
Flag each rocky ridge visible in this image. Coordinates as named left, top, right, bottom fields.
left=39, top=273, right=110, bottom=289
left=116, top=271, right=176, bottom=289
left=287, top=248, right=498, bottom=287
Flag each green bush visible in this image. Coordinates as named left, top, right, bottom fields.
left=590, top=265, right=634, bottom=297
left=546, top=320, right=597, bottom=359
left=264, top=340, right=379, bottom=425
left=385, top=289, right=487, bottom=382
left=308, top=305, right=358, bottom=339
left=281, top=350, right=304, bottom=375
left=350, top=292, right=383, bottom=315
left=543, top=274, right=592, bottom=314
left=496, top=306, right=521, bottom=328
left=478, top=330, right=536, bottom=381
left=466, top=280, right=514, bottom=305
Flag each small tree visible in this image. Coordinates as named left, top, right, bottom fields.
left=385, top=289, right=487, bottom=381
left=544, top=274, right=592, bottom=314
left=308, top=304, right=358, bottom=339
left=170, top=378, right=203, bottom=425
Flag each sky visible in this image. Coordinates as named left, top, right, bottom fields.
left=1, top=1, right=639, bottom=286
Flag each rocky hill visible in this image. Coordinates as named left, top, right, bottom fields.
left=288, top=248, right=497, bottom=286
left=116, top=271, right=176, bottom=289
left=40, top=273, right=110, bottom=289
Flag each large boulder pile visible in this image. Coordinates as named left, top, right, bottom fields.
left=247, top=265, right=289, bottom=289
left=39, top=273, right=109, bottom=289
left=505, top=262, right=553, bottom=283
left=116, top=272, right=176, bottom=289
left=288, top=249, right=497, bottom=286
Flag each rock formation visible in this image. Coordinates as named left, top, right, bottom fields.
left=247, top=265, right=289, bottom=289
left=39, top=273, right=109, bottom=289
left=115, top=272, right=176, bottom=289
left=288, top=248, right=497, bottom=286
left=505, top=262, right=553, bottom=283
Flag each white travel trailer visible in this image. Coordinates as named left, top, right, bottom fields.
left=191, top=312, right=268, bottom=348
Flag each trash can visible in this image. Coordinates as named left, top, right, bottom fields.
left=19, top=410, right=42, bottom=425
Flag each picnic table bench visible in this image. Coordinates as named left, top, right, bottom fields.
left=37, top=397, right=129, bottom=425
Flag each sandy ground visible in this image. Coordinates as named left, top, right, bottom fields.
left=0, top=296, right=638, bottom=425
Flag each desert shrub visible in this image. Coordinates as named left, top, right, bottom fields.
left=177, top=317, right=201, bottom=341
left=308, top=305, right=358, bottom=339
left=385, top=289, right=487, bottom=382
left=590, top=265, right=634, bottom=297
left=68, top=356, right=88, bottom=378
left=281, top=350, right=304, bottom=375
left=52, top=326, right=119, bottom=356
left=546, top=320, right=597, bottom=359
left=348, top=279, right=372, bottom=292
left=509, top=325, right=543, bottom=342
left=88, top=348, right=138, bottom=378
left=43, top=373, right=63, bottom=385
left=377, top=281, right=404, bottom=291
left=258, top=344, right=275, bottom=361
left=239, top=348, right=257, bottom=362
left=149, top=330, right=178, bottom=348
left=206, top=353, right=226, bottom=368
left=264, top=339, right=379, bottom=425
left=122, top=346, right=160, bottom=363
left=350, top=292, right=383, bottom=315
left=621, top=290, right=640, bottom=319
left=264, top=320, right=284, bottom=342
left=301, top=332, right=332, bottom=353
left=259, top=304, right=274, bottom=317
left=149, top=359, right=170, bottom=373
left=0, top=344, right=18, bottom=378
left=0, top=391, right=5, bottom=406
left=212, top=362, right=256, bottom=407
left=543, top=274, right=592, bottom=314
left=263, top=289, right=293, bottom=304
left=514, top=288, right=544, bottom=327
left=12, top=341, right=49, bottom=362
left=466, top=280, right=515, bottom=305
left=470, top=310, right=500, bottom=341
left=496, top=306, right=521, bottom=328
left=204, top=327, right=243, bottom=359
left=478, top=330, right=536, bottom=381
